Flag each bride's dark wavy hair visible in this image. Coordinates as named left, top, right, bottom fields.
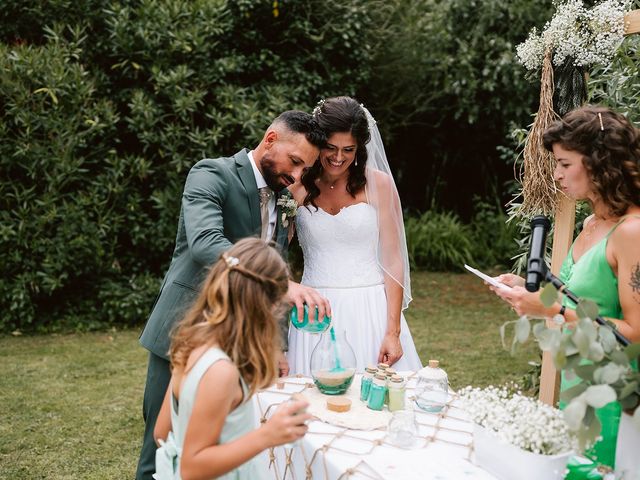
left=543, top=105, right=640, bottom=216
left=302, top=96, right=371, bottom=207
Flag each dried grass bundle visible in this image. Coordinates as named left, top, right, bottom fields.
left=520, top=50, right=560, bottom=216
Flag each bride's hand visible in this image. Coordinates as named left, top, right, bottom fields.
left=378, top=333, right=403, bottom=366
left=286, top=281, right=332, bottom=322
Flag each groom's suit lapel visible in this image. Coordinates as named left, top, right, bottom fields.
left=234, top=149, right=261, bottom=235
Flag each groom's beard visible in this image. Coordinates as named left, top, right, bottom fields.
left=260, top=157, right=294, bottom=192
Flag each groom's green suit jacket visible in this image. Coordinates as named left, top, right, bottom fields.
left=139, top=149, right=290, bottom=359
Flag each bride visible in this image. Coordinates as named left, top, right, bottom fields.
left=287, top=96, right=422, bottom=374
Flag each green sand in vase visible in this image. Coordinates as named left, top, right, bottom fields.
left=312, top=369, right=356, bottom=395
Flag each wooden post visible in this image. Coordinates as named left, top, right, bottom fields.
left=539, top=195, right=575, bottom=405
left=537, top=9, right=639, bottom=406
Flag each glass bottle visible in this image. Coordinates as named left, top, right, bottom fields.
left=360, top=365, right=377, bottom=402
left=388, top=375, right=406, bottom=412
left=415, top=359, right=448, bottom=413
left=367, top=373, right=388, bottom=411
left=310, top=327, right=356, bottom=395
left=383, top=369, right=395, bottom=406
left=289, top=304, right=331, bottom=333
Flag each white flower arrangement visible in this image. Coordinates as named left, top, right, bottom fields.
left=277, top=195, right=298, bottom=228
left=459, top=385, right=578, bottom=455
left=516, top=0, right=632, bottom=71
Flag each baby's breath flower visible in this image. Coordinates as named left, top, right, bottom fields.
left=277, top=195, right=298, bottom=228
left=459, top=385, right=577, bottom=455
left=516, top=0, right=631, bottom=71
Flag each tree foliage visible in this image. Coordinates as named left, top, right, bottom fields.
left=0, top=0, right=559, bottom=331
left=0, top=1, right=374, bottom=331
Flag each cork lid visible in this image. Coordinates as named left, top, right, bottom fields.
left=428, top=359, right=440, bottom=368
left=327, top=397, right=352, bottom=412
left=390, top=375, right=404, bottom=383
left=377, top=362, right=390, bottom=370
left=374, top=373, right=387, bottom=380
left=365, top=366, right=378, bottom=374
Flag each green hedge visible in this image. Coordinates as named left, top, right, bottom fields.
left=0, top=1, right=373, bottom=332
left=0, top=0, right=553, bottom=332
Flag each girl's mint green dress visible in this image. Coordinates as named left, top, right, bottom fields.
left=558, top=216, right=639, bottom=468
left=154, top=347, right=268, bottom=480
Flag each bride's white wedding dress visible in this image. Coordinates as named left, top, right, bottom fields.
left=287, top=202, right=423, bottom=375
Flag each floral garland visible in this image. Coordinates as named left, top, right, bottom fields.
left=516, top=0, right=632, bottom=72
left=459, top=385, right=578, bottom=455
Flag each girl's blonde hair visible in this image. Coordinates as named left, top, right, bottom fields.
left=169, top=238, right=289, bottom=396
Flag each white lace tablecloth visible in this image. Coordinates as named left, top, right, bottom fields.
left=255, top=373, right=499, bottom=480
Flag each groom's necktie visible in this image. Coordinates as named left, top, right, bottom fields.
left=258, top=186, right=273, bottom=240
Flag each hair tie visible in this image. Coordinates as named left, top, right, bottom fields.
left=222, top=253, right=240, bottom=269
left=598, top=112, right=604, bottom=131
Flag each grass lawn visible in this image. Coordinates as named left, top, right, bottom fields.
left=0, top=271, right=539, bottom=479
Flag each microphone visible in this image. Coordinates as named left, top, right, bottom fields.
left=525, top=215, right=551, bottom=292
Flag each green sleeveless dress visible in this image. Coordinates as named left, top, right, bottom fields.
left=154, top=347, right=268, bottom=480
left=558, top=215, right=639, bottom=468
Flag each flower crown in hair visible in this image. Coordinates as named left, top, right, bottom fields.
left=312, top=98, right=374, bottom=127
left=312, top=99, right=325, bottom=117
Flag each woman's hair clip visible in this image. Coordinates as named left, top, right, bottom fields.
left=360, top=103, right=376, bottom=126
left=312, top=99, right=325, bottom=117
left=223, top=253, right=240, bottom=269
left=598, top=112, right=604, bottom=131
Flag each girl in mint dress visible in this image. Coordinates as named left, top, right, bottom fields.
left=491, top=105, right=640, bottom=468
left=153, top=238, right=311, bottom=480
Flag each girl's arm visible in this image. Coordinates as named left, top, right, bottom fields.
left=154, top=383, right=172, bottom=446
left=180, top=360, right=310, bottom=480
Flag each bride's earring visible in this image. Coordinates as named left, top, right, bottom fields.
left=355, top=158, right=358, bottom=166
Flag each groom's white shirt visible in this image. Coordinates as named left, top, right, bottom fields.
left=248, top=150, right=276, bottom=239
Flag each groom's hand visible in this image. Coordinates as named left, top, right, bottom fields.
left=378, top=333, right=403, bottom=366
left=287, top=281, right=331, bottom=323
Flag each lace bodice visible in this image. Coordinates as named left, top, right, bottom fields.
left=296, top=203, right=384, bottom=288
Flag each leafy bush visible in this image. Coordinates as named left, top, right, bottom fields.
left=0, top=1, right=375, bottom=332
left=405, top=211, right=475, bottom=271
left=589, top=34, right=640, bottom=124
left=0, top=36, right=122, bottom=330
left=469, top=200, right=520, bottom=269
left=0, top=0, right=572, bottom=332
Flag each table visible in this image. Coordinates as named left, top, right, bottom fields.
left=255, top=373, right=498, bottom=480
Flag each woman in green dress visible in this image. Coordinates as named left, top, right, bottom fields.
left=492, top=105, right=640, bottom=468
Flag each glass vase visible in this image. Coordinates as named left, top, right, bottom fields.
left=310, top=327, right=356, bottom=395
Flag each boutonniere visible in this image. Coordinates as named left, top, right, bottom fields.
left=277, top=194, right=298, bottom=228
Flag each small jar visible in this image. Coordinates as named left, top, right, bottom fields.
left=384, top=368, right=396, bottom=405
left=367, top=373, right=388, bottom=411
left=360, top=365, right=377, bottom=402
left=388, top=375, right=406, bottom=412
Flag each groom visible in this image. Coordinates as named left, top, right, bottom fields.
left=136, top=110, right=331, bottom=480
